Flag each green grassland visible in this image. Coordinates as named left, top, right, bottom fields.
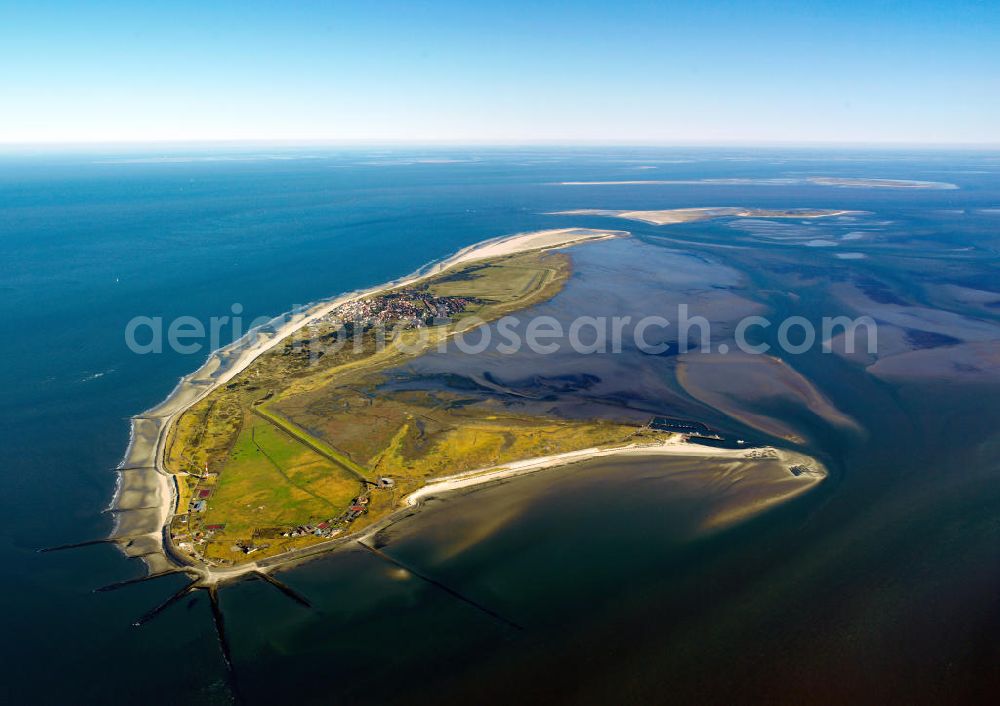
left=197, top=415, right=363, bottom=561
left=165, top=249, right=644, bottom=566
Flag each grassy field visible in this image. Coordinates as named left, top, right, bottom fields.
left=194, top=415, right=362, bottom=561
left=253, top=405, right=370, bottom=479
left=166, top=249, right=644, bottom=565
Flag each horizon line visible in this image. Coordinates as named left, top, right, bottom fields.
left=2, top=138, right=1000, bottom=152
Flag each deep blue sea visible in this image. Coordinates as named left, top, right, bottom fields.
left=2, top=147, right=998, bottom=704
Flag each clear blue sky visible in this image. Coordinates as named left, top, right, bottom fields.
left=2, top=0, right=998, bottom=144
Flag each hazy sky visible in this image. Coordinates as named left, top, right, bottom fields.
left=2, top=0, right=998, bottom=144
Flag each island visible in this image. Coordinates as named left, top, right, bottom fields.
left=548, top=206, right=855, bottom=225
left=112, top=227, right=827, bottom=585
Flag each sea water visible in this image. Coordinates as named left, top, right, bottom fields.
left=1, top=146, right=999, bottom=704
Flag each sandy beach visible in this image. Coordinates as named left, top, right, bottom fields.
left=403, top=434, right=825, bottom=530
left=447, top=227, right=626, bottom=263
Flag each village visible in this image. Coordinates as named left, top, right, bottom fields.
left=267, top=288, right=479, bottom=366
left=327, top=289, right=476, bottom=329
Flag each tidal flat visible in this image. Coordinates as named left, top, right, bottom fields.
left=225, top=195, right=1000, bottom=705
